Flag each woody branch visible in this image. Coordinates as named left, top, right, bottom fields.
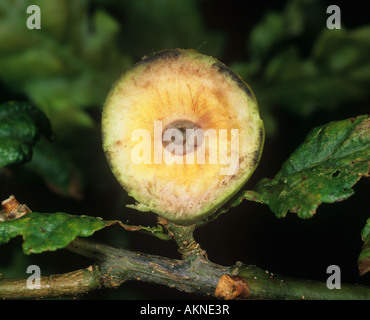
left=0, top=237, right=369, bottom=300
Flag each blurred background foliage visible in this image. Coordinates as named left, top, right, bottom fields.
left=0, top=0, right=369, bottom=299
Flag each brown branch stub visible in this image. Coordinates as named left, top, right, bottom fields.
left=2, top=195, right=19, bottom=213
left=215, top=274, right=250, bottom=300
left=1, top=195, right=31, bottom=221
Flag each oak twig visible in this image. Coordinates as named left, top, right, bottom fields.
left=1, top=237, right=369, bottom=300
left=0, top=266, right=101, bottom=299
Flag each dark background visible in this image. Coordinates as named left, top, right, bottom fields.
left=0, top=0, right=369, bottom=299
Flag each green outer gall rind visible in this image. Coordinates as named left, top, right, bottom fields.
left=102, top=48, right=264, bottom=225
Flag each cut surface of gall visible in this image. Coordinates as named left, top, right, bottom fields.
left=102, top=49, right=264, bottom=224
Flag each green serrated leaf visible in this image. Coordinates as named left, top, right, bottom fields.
left=0, top=212, right=107, bottom=254
left=358, top=218, right=370, bottom=276
left=0, top=211, right=170, bottom=254
left=247, top=115, right=370, bottom=218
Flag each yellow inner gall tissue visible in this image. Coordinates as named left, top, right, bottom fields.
left=102, top=49, right=264, bottom=224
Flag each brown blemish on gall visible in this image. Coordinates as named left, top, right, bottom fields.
left=105, top=151, right=113, bottom=161
left=215, top=274, right=250, bottom=300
